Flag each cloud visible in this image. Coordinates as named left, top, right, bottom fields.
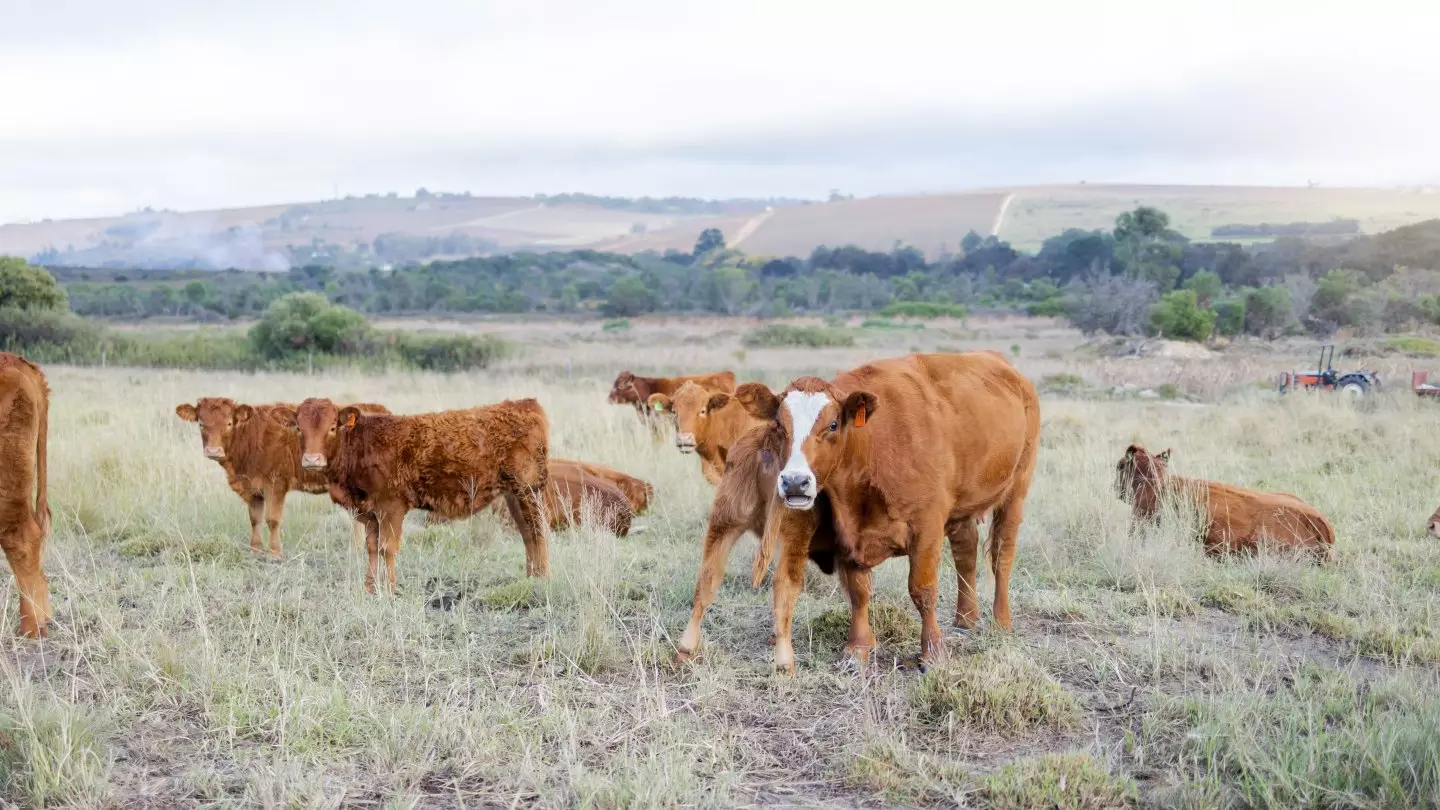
left=3, top=0, right=1438, bottom=221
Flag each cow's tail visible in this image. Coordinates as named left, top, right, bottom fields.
left=34, top=378, right=50, bottom=539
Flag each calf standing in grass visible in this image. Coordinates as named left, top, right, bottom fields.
left=609, top=370, right=736, bottom=440
left=1115, top=444, right=1335, bottom=561
left=274, top=397, right=552, bottom=592
left=0, top=353, right=50, bottom=638
left=649, top=381, right=767, bottom=485
left=176, top=397, right=389, bottom=558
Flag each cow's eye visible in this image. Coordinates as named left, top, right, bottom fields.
left=828, top=420, right=838, bottom=433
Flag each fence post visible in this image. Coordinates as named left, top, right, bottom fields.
left=308, top=348, right=314, bottom=376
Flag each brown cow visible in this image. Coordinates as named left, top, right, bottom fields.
left=649, top=381, right=767, bottom=486
left=176, top=397, right=390, bottom=558
left=565, top=460, right=653, bottom=515
left=0, top=353, right=50, bottom=638
left=610, top=370, right=737, bottom=439
left=430, top=459, right=642, bottom=537
left=728, top=352, right=1040, bottom=673
left=1427, top=504, right=1440, bottom=538
left=272, top=397, right=551, bottom=592
left=1116, top=444, right=1335, bottom=561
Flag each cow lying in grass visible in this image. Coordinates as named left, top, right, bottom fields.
left=427, top=458, right=646, bottom=537
left=1115, top=444, right=1335, bottom=562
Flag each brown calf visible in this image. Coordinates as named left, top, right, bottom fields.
left=564, top=460, right=653, bottom=515
left=736, top=351, right=1040, bottom=672
left=649, top=381, right=767, bottom=486
left=272, top=397, right=552, bottom=592
left=0, top=354, right=50, bottom=638
left=609, top=370, right=737, bottom=439
left=176, top=397, right=390, bottom=558
left=1116, top=444, right=1335, bottom=561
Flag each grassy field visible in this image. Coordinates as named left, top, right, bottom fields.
left=2, top=320, right=1439, bottom=807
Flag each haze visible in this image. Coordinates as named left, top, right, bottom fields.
left=3, top=0, right=1436, bottom=223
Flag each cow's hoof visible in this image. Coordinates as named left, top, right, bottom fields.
left=675, top=647, right=698, bottom=664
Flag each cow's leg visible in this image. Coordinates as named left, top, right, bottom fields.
left=908, top=514, right=947, bottom=666
left=771, top=510, right=816, bottom=675
left=377, top=504, right=407, bottom=595
left=504, top=489, right=550, bottom=577
left=263, top=484, right=286, bottom=560
left=948, top=516, right=982, bottom=630
left=245, top=493, right=265, bottom=554
left=837, top=560, right=874, bottom=668
left=988, top=501, right=1025, bottom=632
left=2, top=518, right=50, bottom=638
left=676, top=513, right=748, bottom=661
left=361, top=513, right=381, bottom=594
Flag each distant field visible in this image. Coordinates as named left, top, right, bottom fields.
left=7, top=184, right=1440, bottom=268
left=997, top=184, right=1440, bottom=251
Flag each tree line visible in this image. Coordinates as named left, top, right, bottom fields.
left=36, top=209, right=1440, bottom=341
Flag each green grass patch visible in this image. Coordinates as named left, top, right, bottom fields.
left=1386, top=336, right=1440, bottom=357
left=477, top=578, right=543, bottom=611
left=911, top=645, right=1080, bottom=735
left=741, top=324, right=855, bottom=349
left=878, top=301, right=968, bottom=319
left=982, top=752, right=1137, bottom=810
left=601, top=318, right=631, bottom=331
left=858, top=317, right=924, bottom=331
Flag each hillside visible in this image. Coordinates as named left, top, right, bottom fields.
left=6, top=184, right=1440, bottom=270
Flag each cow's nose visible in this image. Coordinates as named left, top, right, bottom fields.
left=779, top=472, right=812, bottom=497
left=676, top=433, right=696, bottom=452
left=1429, top=520, right=1440, bottom=538
left=301, top=453, right=327, bottom=469
left=203, top=446, right=225, bottom=459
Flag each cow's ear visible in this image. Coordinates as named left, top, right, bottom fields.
left=706, top=393, right=731, bottom=412
left=1125, top=444, right=1144, bottom=457
left=175, top=403, right=197, bottom=422
left=1157, top=448, right=1171, bottom=463
left=648, top=394, right=671, bottom=413
left=336, top=406, right=361, bottom=431
left=269, top=405, right=298, bottom=431
left=233, top=405, right=255, bottom=424
left=842, top=391, right=879, bottom=428
left=735, top=383, right=779, bottom=420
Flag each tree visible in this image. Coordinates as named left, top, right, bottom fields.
left=1243, top=286, right=1291, bottom=338
left=1213, top=298, right=1246, bottom=336
left=0, top=257, right=67, bottom=311
left=1181, top=270, right=1222, bottom=307
left=694, top=228, right=726, bottom=256
left=600, top=275, right=656, bottom=317
left=249, top=292, right=369, bottom=358
left=960, top=230, right=984, bottom=254
left=1064, top=274, right=1158, bottom=335
left=1113, top=206, right=1185, bottom=291
left=1149, top=290, right=1216, bottom=342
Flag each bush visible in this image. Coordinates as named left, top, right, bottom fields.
left=248, top=292, right=369, bottom=359
left=742, top=324, right=855, bottom=348
left=387, top=332, right=510, bottom=372
left=1244, top=285, right=1291, bottom=338
left=0, top=258, right=67, bottom=311
left=878, top=301, right=967, bottom=319
left=601, top=318, right=631, bottom=331
left=1149, top=290, right=1216, bottom=342
left=1213, top=298, right=1246, bottom=336
left=859, top=318, right=923, bottom=330
left=1385, top=337, right=1440, bottom=357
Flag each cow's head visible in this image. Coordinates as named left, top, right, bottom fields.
left=736, top=377, right=877, bottom=510
left=1427, top=508, right=1440, bottom=538
left=608, top=371, right=639, bottom=405
left=175, top=397, right=256, bottom=460
left=1115, top=444, right=1169, bottom=501
left=666, top=381, right=735, bottom=454
left=270, top=398, right=351, bottom=470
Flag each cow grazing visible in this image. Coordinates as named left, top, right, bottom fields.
left=0, top=353, right=50, bottom=638
left=1116, top=444, right=1335, bottom=561
left=273, top=397, right=551, bottom=592
left=176, top=397, right=390, bottom=558
left=648, top=381, right=768, bottom=486
left=727, top=352, right=1041, bottom=673
left=610, top=370, right=736, bottom=439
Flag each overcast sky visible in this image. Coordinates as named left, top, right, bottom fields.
left=3, top=0, right=1437, bottom=222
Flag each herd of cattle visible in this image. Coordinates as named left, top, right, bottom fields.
left=0, top=349, right=1350, bottom=671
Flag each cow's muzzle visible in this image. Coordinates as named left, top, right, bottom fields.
left=301, top=453, right=328, bottom=470
left=778, top=471, right=816, bottom=510
left=676, top=433, right=697, bottom=453
left=203, top=446, right=225, bottom=460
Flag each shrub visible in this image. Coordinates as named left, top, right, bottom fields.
left=1149, top=290, right=1216, bottom=342
left=742, top=324, right=854, bottom=348
left=1213, top=298, right=1246, bottom=336
left=859, top=318, right=923, bottom=330
left=0, top=257, right=67, bottom=311
left=388, top=332, right=510, bottom=372
left=878, top=301, right=967, bottom=319
left=248, top=292, right=369, bottom=359
left=910, top=645, right=1080, bottom=734
left=601, top=318, right=631, bottom=331
left=1385, top=336, right=1440, bottom=357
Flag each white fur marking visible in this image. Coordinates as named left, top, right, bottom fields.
left=778, top=391, right=828, bottom=503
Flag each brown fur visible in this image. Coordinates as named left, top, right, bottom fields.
left=1117, top=444, right=1335, bottom=561
left=177, top=397, right=389, bottom=558
left=649, top=381, right=767, bottom=486
left=609, top=370, right=736, bottom=440
left=432, top=458, right=640, bottom=537
left=733, top=351, right=1040, bottom=672
left=275, top=397, right=552, bottom=592
left=0, top=353, right=50, bottom=638
left=1427, top=503, right=1440, bottom=538
left=564, top=460, right=653, bottom=515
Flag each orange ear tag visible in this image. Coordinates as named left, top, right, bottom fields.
left=854, top=406, right=867, bottom=427
left=344, top=412, right=357, bottom=429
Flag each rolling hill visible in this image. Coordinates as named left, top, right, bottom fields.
left=5, top=184, right=1440, bottom=270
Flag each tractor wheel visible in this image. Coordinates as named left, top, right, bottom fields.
left=1338, top=376, right=1370, bottom=397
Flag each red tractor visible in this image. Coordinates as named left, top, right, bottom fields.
left=1277, top=345, right=1380, bottom=397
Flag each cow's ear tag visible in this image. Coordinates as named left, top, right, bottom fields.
left=853, top=406, right=867, bottom=427
left=652, top=402, right=663, bottom=412
left=344, top=412, right=357, bottom=429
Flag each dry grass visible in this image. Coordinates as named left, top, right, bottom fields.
left=1, top=327, right=1438, bottom=807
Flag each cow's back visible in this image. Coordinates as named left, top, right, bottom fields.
left=565, top=460, right=652, bottom=514
left=838, top=352, right=1038, bottom=512
left=1187, top=478, right=1334, bottom=558
left=545, top=464, right=633, bottom=536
